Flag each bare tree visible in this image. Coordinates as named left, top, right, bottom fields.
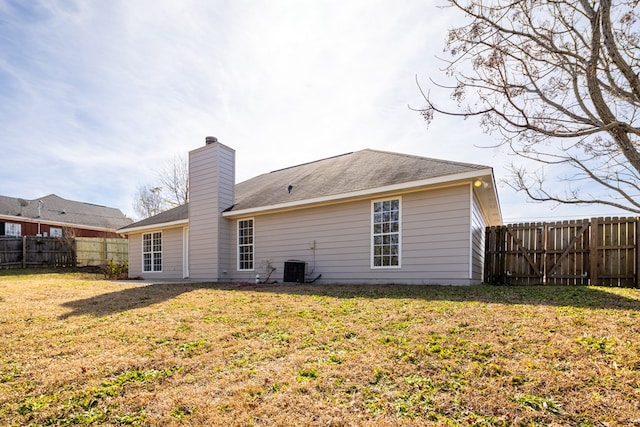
left=419, top=1, right=640, bottom=213
left=133, top=185, right=165, bottom=219
left=132, top=155, right=189, bottom=218
left=156, top=154, right=189, bottom=208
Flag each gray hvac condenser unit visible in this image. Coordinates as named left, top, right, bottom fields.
left=283, top=260, right=306, bottom=283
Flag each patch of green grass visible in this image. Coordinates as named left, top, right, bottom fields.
left=259, top=328, right=291, bottom=344
left=170, top=405, right=195, bottom=420
left=511, top=393, right=562, bottom=414
left=576, top=336, right=616, bottom=354
left=177, top=339, right=207, bottom=356
left=297, top=368, right=319, bottom=380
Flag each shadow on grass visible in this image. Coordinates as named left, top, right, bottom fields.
left=58, top=282, right=212, bottom=319
left=59, top=281, right=640, bottom=318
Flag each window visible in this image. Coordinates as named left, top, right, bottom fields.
left=50, top=227, right=63, bottom=238
left=143, top=232, right=162, bottom=272
left=372, top=198, right=401, bottom=268
left=238, top=219, right=254, bottom=271
left=5, top=223, right=21, bottom=237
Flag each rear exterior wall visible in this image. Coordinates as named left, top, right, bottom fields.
left=228, top=185, right=476, bottom=285
left=128, top=226, right=185, bottom=279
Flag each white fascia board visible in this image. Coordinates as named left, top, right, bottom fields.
left=118, top=219, right=188, bottom=234
left=488, top=172, right=503, bottom=224
left=223, top=169, right=494, bottom=218
left=0, top=214, right=120, bottom=233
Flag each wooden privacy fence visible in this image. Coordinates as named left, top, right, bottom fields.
left=0, top=236, right=75, bottom=268
left=485, top=217, right=639, bottom=287
left=75, top=237, right=128, bottom=267
left=0, top=237, right=127, bottom=269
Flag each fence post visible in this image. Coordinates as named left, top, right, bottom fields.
left=636, top=218, right=640, bottom=288
left=589, top=218, right=599, bottom=286
left=21, top=235, right=26, bottom=269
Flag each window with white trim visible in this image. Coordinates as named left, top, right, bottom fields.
left=5, top=223, right=21, bottom=237
left=50, top=227, right=63, bottom=238
left=143, top=232, right=162, bottom=272
left=238, top=219, right=254, bottom=271
left=372, top=198, right=401, bottom=268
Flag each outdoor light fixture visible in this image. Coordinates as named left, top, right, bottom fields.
left=474, top=179, right=489, bottom=189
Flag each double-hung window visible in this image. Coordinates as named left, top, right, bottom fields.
left=238, top=219, right=254, bottom=271
left=372, top=198, right=401, bottom=268
left=143, top=232, right=162, bottom=272
left=5, top=223, right=21, bottom=237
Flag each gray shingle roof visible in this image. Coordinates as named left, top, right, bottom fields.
left=0, top=194, right=132, bottom=230
left=232, top=149, right=489, bottom=211
left=121, top=149, right=491, bottom=230
left=119, top=204, right=188, bottom=231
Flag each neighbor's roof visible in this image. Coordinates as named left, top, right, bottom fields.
left=121, top=149, right=494, bottom=231
left=232, top=149, right=490, bottom=212
left=0, top=194, right=132, bottom=230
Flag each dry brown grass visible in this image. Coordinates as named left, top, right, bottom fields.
left=1, top=271, right=640, bottom=426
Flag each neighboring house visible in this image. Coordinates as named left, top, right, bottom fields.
left=119, top=137, right=502, bottom=285
left=0, top=194, right=132, bottom=238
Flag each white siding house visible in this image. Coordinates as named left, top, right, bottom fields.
left=120, top=137, right=502, bottom=285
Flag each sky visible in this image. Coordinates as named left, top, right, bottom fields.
left=0, top=0, right=631, bottom=222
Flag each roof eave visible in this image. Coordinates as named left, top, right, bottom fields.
left=472, top=172, right=503, bottom=227
left=224, top=169, right=497, bottom=218
left=118, top=219, right=189, bottom=234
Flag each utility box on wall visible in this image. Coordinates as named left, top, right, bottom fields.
left=283, top=260, right=306, bottom=283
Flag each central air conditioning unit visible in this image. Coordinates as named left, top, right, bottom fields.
left=283, top=260, right=306, bottom=283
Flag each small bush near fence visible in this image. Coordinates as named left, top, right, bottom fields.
left=103, top=259, right=129, bottom=280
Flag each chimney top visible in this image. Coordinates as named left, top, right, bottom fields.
left=205, top=136, right=218, bottom=145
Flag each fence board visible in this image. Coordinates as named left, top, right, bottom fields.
left=0, top=237, right=22, bottom=267
left=485, top=217, right=639, bottom=288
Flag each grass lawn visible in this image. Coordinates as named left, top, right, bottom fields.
left=1, top=271, right=639, bottom=426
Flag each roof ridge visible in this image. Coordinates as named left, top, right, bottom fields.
left=39, top=194, right=112, bottom=209
left=361, top=148, right=489, bottom=169
left=269, top=152, right=354, bottom=174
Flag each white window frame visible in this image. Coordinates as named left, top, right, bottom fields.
left=49, top=227, right=63, bottom=238
left=5, top=223, right=21, bottom=237
left=371, top=197, right=402, bottom=269
left=237, top=218, right=254, bottom=271
left=142, top=231, right=162, bottom=272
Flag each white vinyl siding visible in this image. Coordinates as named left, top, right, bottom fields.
left=471, top=192, right=488, bottom=282
left=371, top=198, right=401, bottom=268
left=188, top=142, right=235, bottom=279
left=237, top=218, right=254, bottom=271
left=143, top=232, right=162, bottom=272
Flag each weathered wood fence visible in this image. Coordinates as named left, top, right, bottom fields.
left=75, top=237, right=128, bottom=267
left=485, top=217, right=638, bottom=287
left=0, top=237, right=127, bottom=268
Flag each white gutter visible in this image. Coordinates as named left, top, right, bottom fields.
left=224, top=169, right=495, bottom=218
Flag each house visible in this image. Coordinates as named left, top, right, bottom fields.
left=0, top=194, right=132, bottom=238
left=119, top=137, right=502, bottom=285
